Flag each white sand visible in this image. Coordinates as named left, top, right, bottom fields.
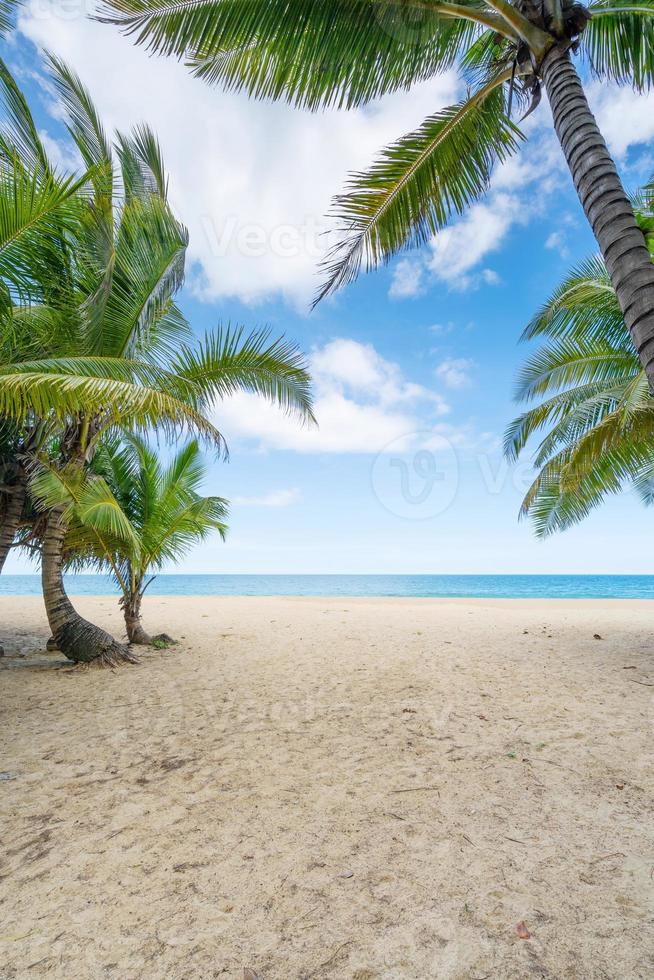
left=1, top=595, right=654, bottom=978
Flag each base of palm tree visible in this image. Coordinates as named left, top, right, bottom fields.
left=55, top=618, right=139, bottom=667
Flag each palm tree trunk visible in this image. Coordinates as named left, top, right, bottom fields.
left=41, top=506, right=137, bottom=666
left=123, top=591, right=153, bottom=645
left=542, top=46, right=654, bottom=389
left=0, top=476, right=25, bottom=574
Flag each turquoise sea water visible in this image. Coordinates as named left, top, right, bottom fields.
left=1, top=574, right=653, bottom=598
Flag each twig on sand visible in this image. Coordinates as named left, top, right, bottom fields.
left=528, top=757, right=580, bottom=775
left=313, top=941, right=353, bottom=973
left=589, top=851, right=625, bottom=865
left=627, top=678, right=654, bottom=687
left=391, top=785, right=440, bottom=794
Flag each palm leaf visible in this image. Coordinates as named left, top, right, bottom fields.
left=0, top=58, right=50, bottom=172
left=171, top=326, right=315, bottom=420
left=0, top=157, right=88, bottom=306
left=0, top=0, right=20, bottom=38
left=0, top=367, right=224, bottom=445
left=315, top=75, right=522, bottom=302
left=583, top=0, right=654, bottom=90
left=97, top=0, right=507, bottom=111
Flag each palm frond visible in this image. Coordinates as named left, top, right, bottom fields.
left=46, top=54, right=114, bottom=203
left=171, top=326, right=315, bottom=421
left=99, top=196, right=188, bottom=358
left=508, top=228, right=654, bottom=536
left=583, top=0, right=654, bottom=90
left=68, top=433, right=229, bottom=584
left=116, top=123, right=168, bottom=202
left=521, top=255, right=626, bottom=345
left=315, top=76, right=522, bottom=302
left=0, top=0, right=20, bottom=38
left=0, top=367, right=224, bottom=446
left=0, top=58, right=50, bottom=172
left=97, top=0, right=504, bottom=110
left=0, top=157, right=88, bottom=306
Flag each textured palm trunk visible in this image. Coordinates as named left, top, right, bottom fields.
left=42, top=506, right=137, bottom=666
left=542, top=46, right=654, bottom=388
left=0, top=477, right=25, bottom=574
left=123, top=592, right=153, bottom=645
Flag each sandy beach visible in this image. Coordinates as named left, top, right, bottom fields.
left=1, top=595, right=654, bottom=978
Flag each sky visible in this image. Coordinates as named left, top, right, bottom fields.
left=5, top=0, right=654, bottom=575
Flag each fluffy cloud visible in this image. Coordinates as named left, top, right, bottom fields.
left=386, top=125, right=564, bottom=296
left=587, top=83, right=654, bottom=159
left=18, top=4, right=654, bottom=309
left=388, top=259, right=425, bottom=299
left=213, top=338, right=461, bottom=454
left=545, top=230, right=570, bottom=259
left=388, top=80, right=654, bottom=298
left=17, top=0, right=457, bottom=308
left=434, top=357, right=474, bottom=390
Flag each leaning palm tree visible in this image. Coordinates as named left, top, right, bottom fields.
left=101, top=0, right=654, bottom=386
left=0, top=59, right=94, bottom=572
left=0, top=60, right=314, bottom=664
left=43, top=436, right=228, bottom=644
left=506, top=183, right=654, bottom=534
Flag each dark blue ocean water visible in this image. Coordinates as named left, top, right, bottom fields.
left=1, top=574, right=653, bottom=598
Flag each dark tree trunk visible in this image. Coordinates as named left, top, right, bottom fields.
left=542, top=46, right=654, bottom=388
left=123, top=592, right=153, bottom=645
left=0, top=474, right=26, bottom=574
left=41, top=507, right=137, bottom=666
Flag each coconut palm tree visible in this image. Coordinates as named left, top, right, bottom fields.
left=100, top=0, right=654, bottom=387
left=505, top=180, right=654, bottom=534
left=0, top=59, right=94, bottom=572
left=0, top=59, right=314, bottom=664
left=38, top=436, right=228, bottom=644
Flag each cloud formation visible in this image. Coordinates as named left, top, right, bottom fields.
left=213, top=338, right=466, bottom=454
left=435, top=357, right=474, bottom=390
left=17, top=0, right=457, bottom=308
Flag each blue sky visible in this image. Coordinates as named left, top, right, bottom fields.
left=5, top=1, right=654, bottom=574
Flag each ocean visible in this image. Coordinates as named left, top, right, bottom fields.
left=1, top=574, right=653, bottom=599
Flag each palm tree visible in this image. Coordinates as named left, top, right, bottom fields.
left=505, top=180, right=654, bottom=534
left=41, top=436, right=228, bottom=644
left=0, top=60, right=314, bottom=664
left=100, top=0, right=654, bottom=387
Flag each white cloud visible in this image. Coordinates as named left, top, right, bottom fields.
left=232, top=488, right=302, bottom=507
left=19, top=6, right=653, bottom=309
left=387, top=126, right=565, bottom=297
left=434, top=357, right=474, bottom=390
left=427, top=195, right=516, bottom=290
left=388, top=259, right=424, bottom=299
left=588, top=83, right=654, bottom=159
left=545, top=230, right=570, bottom=259
left=481, top=268, right=501, bottom=285
left=213, top=337, right=458, bottom=454
left=17, top=1, right=458, bottom=308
